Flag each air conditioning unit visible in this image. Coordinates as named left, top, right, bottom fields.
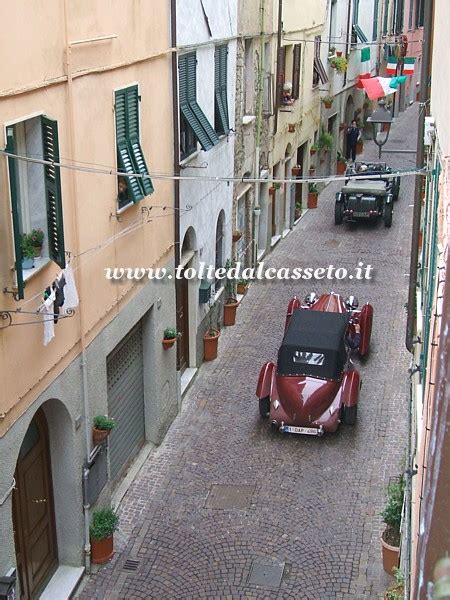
left=424, top=116, right=435, bottom=146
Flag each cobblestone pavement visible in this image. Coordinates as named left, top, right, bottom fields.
left=77, top=106, right=418, bottom=600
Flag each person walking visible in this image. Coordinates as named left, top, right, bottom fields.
left=346, top=120, right=361, bottom=163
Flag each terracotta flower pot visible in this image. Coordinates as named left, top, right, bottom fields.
left=356, top=141, right=364, bottom=155
left=294, top=207, right=302, bottom=220
left=307, top=192, right=318, bottom=209
left=237, top=283, right=248, bottom=295
left=309, top=167, right=315, bottom=175
left=162, top=338, right=176, bottom=350
left=310, top=148, right=317, bottom=156
left=204, top=329, right=220, bottom=361
left=92, top=427, right=110, bottom=446
left=288, top=123, right=296, bottom=132
left=223, top=301, right=238, bottom=326
left=324, top=101, right=332, bottom=109
left=232, top=231, right=242, bottom=243
left=269, top=187, right=276, bottom=197
left=291, top=166, right=301, bottom=176
left=91, top=534, right=114, bottom=564
left=336, top=51, right=343, bottom=57
left=337, top=161, right=347, bottom=175
left=381, top=535, right=400, bottom=575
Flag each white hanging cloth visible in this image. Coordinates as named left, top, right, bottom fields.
left=41, top=290, right=56, bottom=346
left=63, top=263, right=79, bottom=311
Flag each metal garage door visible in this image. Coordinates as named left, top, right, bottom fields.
left=107, top=323, right=145, bottom=483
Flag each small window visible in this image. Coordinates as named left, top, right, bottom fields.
left=293, top=351, right=325, bottom=366
left=115, top=85, right=154, bottom=210
left=6, top=115, right=65, bottom=299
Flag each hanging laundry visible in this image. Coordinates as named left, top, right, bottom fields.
left=53, top=274, right=66, bottom=324
left=41, top=289, right=56, bottom=346
left=63, top=263, right=79, bottom=311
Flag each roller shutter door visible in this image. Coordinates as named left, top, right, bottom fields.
left=107, top=323, right=145, bottom=482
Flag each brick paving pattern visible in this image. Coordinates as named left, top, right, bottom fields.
left=77, top=106, right=418, bottom=600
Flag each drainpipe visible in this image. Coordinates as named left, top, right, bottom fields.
left=405, top=0, right=434, bottom=353
left=171, top=0, right=181, bottom=372
left=252, top=0, right=266, bottom=266
left=62, top=0, right=92, bottom=573
left=273, top=0, right=283, bottom=135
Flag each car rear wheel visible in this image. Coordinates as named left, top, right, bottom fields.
left=343, top=404, right=357, bottom=425
left=384, top=203, right=393, bottom=228
left=335, top=202, right=343, bottom=225
left=259, top=396, right=270, bottom=418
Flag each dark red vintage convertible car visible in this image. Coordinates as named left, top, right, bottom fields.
left=256, top=292, right=373, bottom=436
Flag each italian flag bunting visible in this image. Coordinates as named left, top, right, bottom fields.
left=357, top=46, right=371, bottom=89
left=386, top=56, right=397, bottom=75
left=361, top=76, right=407, bottom=100
left=403, top=57, right=415, bottom=75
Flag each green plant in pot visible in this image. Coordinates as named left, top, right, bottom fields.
left=21, top=234, right=35, bottom=269
left=294, top=200, right=302, bottom=220
left=307, top=182, right=319, bottom=209
left=30, top=228, right=44, bottom=257
left=337, top=151, right=347, bottom=174
left=162, top=326, right=179, bottom=350
left=92, top=415, right=116, bottom=446
left=384, top=567, right=404, bottom=600
left=90, top=508, right=119, bottom=564
left=329, top=55, right=348, bottom=74
left=237, top=278, right=250, bottom=295
left=321, top=95, right=334, bottom=109
left=381, top=476, right=405, bottom=574
left=223, top=259, right=238, bottom=326
left=318, top=131, right=333, bottom=151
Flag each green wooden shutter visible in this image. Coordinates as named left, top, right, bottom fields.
left=117, top=144, right=144, bottom=202
left=130, top=140, right=154, bottom=196
left=292, top=45, right=301, bottom=99
left=41, top=116, right=65, bottom=268
left=276, top=46, right=286, bottom=108
left=115, top=89, right=128, bottom=146
left=186, top=54, right=197, bottom=103
left=6, top=126, right=24, bottom=299
left=215, top=46, right=229, bottom=134
left=126, top=86, right=140, bottom=141
left=219, top=46, right=229, bottom=131
left=125, top=86, right=153, bottom=197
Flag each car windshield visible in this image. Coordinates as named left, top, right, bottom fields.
left=292, top=351, right=325, bottom=366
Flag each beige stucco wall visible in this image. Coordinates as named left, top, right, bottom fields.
left=0, top=0, right=175, bottom=432
left=431, top=1, right=450, bottom=156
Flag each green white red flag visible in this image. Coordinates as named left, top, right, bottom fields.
left=386, top=56, right=397, bottom=75
left=403, top=57, right=415, bottom=75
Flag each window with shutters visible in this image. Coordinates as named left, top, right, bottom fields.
left=292, top=45, right=302, bottom=100
left=115, top=85, right=154, bottom=211
left=214, top=45, right=230, bottom=135
left=6, top=115, right=65, bottom=298
left=312, top=37, right=328, bottom=88
left=178, top=52, right=219, bottom=161
left=276, top=46, right=286, bottom=109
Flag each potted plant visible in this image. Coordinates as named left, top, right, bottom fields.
left=321, top=95, right=334, bottom=109
left=318, top=131, right=333, bottom=152
left=162, top=326, right=178, bottom=350
left=336, top=50, right=343, bottom=57
left=356, top=137, right=364, bottom=155
left=237, top=278, right=249, bottom=295
left=90, top=508, right=119, bottom=564
left=381, top=476, right=405, bottom=575
left=294, top=201, right=302, bottom=220
left=21, top=234, right=35, bottom=269
left=291, top=165, right=302, bottom=177
left=223, top=259, right=238, bottom=326
left=309, top=165, right=316, bottom=175
left=232, top=229, right=242, bottom=243
left=30, top=228, right=44, bottom=258
left=92, top=415, right=116, bottom=446
left=384, top=568, right=404, bottom=600
left=337, top=151, right=347, bottom=175
left=329, top=55, right=348, bottom=74
left=309, top=143, right=319, bottom=156
left=203, top=298, right=220, bottom=361
left=307, top=183, right=318, bottom=209
left=288, top=123, right=296, bottom=132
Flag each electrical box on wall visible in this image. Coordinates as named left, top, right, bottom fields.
left=424, top=116, right=435, bottom=146
left=199, top=280, right=212, bottom=304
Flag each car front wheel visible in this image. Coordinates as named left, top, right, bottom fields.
left=335, top=202, right=344, bottom=225
left=343, top=404, right=357, bottom=425
left=259, top=396, right=270, bottom=418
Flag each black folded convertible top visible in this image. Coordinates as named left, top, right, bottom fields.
left=278, top=309, right=349, bottom=379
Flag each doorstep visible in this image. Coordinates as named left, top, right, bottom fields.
left=282, top=228, right=291, bottom=239
left=181, top=367, right=198, bottom=396
left=40, top=565, right=84, bottom=600
left=270, top=234, right=281, bottom=248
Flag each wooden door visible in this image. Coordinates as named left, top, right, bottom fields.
left=271, top=193, right=277, bottom=237
left=13, top=410, right=58, bottom=600
left=177, top=271, right=190, bottom=372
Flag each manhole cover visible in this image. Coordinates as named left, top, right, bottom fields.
left=205, top=484, right=255, bottom=509
left=247, top=561, right=285, bottom=588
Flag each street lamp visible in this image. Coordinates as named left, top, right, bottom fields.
left=366, top=99, right=393, bottom=158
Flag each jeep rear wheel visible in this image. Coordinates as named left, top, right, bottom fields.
left=343, top=404, right=357, bottom=425
left=259, top=396, right=270, bottom=418
left=335, top=202, right=343, bottom=225
left=384, top=203, right=393, bottom=228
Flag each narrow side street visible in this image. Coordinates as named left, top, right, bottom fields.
left=76, top=106, right=417, bottom=599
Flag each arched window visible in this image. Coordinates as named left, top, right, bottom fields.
left=215, top=211, right=225, bottom=289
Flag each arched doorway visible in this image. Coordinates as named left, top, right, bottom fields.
left=344, top=95, right=355, bottom=157
left=177, top=227, right=197, bottom=372
left=13, top=409, right=58, bottom=599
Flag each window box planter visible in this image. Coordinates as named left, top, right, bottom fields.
left=203, top=328, right=220, bottom=361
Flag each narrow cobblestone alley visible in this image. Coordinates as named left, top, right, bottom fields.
left=77, top=106, right=418, bottom=600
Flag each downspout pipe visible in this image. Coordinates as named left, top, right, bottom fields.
left=405, top=0, right=434, bottom=353
left=62, top=0, right=92, bottom=573
left=171, top=0, right=181, bottom=371
left=273, top=0, right=283, bottom=135
left=252, top=0, right=266, bottom=266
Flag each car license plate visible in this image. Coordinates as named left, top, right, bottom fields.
left=281, top=425, right=321, bottom=436
left=353, top=211, right=368, bottom=217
